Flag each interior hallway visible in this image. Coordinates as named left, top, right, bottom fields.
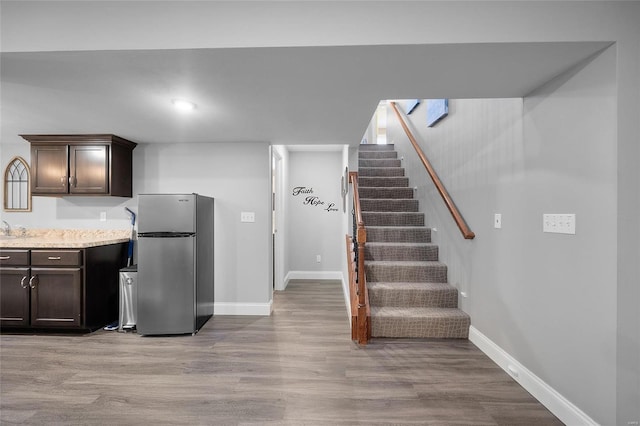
left=0, top=280, right=562, bottom=425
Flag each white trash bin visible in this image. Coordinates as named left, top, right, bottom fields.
left=118, top=265, right=137, bottom=332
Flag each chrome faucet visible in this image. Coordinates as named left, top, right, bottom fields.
left=2, top=220, right=10, bottom=236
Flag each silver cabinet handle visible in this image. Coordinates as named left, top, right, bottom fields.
left=0, top=256, right=10, bottom=260
left=68, top=176, right=77, bottom=187
left=29, top=275, right=37, bottom=289
left=61, top=176, right=67, bottom=186
left=48, top=256, right=62, bottom=260
left=20, top=276, right=28, bottom=289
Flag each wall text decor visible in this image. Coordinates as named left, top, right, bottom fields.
left=292, top=186, right=339, bottom=212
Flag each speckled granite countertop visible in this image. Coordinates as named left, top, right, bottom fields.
left=0, top=229, right=131, bottom=249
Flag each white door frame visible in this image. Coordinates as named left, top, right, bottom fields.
left=271, top=148, right=286, bottom=291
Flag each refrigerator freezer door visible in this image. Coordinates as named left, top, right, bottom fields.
left=138, top=194, right=196, bottom=233
left=137, top=235, right=196, bottom=335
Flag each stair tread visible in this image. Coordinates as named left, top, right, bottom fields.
left=371, top=306, right=470, bottom=318
left=368, top=281, right=452, bottom=289
left=363, top=211, right=423, bottom=215
left=367, top=226, right=428, bottom=229
left=366, top=260, right=445, bottom=266
left=360, top=198, right=416, bottom=201
left=359, top=144, right=395, bottom=150
left=366, top=242, right=437, bottom=247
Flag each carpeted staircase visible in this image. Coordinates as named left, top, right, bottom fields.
left=359, top=144, right=470, bottom=339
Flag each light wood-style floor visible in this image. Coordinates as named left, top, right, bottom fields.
left=1, top=280, right=562, bottom=425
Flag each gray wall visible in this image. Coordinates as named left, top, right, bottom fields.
left=134, top=142, right=273, bottom=309
left=0, top=141, right=273, bottom=311
left=0, top=140, right=137, bottom=229
left=1, top=2, right=638, bottom=423
left=387, top=46, right=617, bottom=424
left=287, top=150, right=345, bottom=276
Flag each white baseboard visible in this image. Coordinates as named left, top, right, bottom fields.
left=214, top=301, right=273, bottom=316
left=469, top=326, right=598, bottom=426
left=285, top=270, right=343, bottom=282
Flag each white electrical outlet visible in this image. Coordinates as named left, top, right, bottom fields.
left=543, top=214, right=576, bottom=234
left=316, top=255, right=321, bottom=263
left=494, top=213, right=502, bottom=229
left=100, top=212, right=107, bottom=222
left=240, top=212, right=255, bottom=223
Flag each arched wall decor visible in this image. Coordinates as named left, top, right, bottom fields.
left=4, top=156, right=32, bottom=212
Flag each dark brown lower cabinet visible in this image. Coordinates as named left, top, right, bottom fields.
left=30, top=268, right=82, bottom=328
left=0, top=243, right=126, bottom=332
left=0, top=267, right=30, bottom=327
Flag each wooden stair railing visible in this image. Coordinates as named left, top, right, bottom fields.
left=348, top=171, right=370, bottom=345
left=345, top=235, right=358, bottom=341
left=390, top=101, right=475, bottom=240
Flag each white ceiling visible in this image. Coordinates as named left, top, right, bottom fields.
left=0, top=41, right=609, bottom=147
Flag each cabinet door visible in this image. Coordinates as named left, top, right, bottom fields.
left=0, top=267, right=30, bottom=327
left=31, top=145, right=69, bottom=194
left=30, top=268, right=82, bottom=328
left=69, top=145, right=108, bottom=194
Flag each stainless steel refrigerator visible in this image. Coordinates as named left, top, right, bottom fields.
left=137, top=193, right=214, bottom=335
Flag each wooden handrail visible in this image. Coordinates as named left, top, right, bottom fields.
left=350, top=171, right=364, bottom=229
left=348, top=171, right=370, bottom=345
left=390, top=101, right=475, bottom=240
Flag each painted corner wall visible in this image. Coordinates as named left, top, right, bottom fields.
left=386, top=46, right=617, bottom=424
left=0, top=140, right=273, bottom=315
left=134, top=142, right=273, bottom=313
left=0, top=140, right=138, bottom=229
left=286, top=150, right=345, bottom=281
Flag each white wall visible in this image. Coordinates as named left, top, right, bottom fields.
left=1, top=2, right=638, bottom=423
left=387, top=46, right=617, bottom=424
left=286, top=150, right=345, bottom=281
left=134, top=142, right=273, bottom=314
left=0, top=141, right=138, bottom=229
left=0, top=141, right=274, bottom=315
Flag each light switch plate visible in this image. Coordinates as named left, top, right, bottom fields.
left=240, top=212, right=255, bottom=223
left=494, top=213, right=502, bottom=229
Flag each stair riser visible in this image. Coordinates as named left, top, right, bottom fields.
left=366, top=227, right=431, bottom=243
left=359, top=187, right=413, bottom=199
left=358, top=167, right=405, bottom=177
left=359, top=144, right=395, bottom=152
left=365, top=245, right=438, bottom=261
left=369, top=288, right=458, bottom=308
left=358, top=151, right=398, bottom=159
left=359, top=159, right=402, bottom=168
left=365, top=263, right=447, bottom=283
left=359, top=177, right=409, bottom=187
left=362, top=212, right=424, bottom=227
left=371, top=317, right=470, bottom=339
left=357, top=144, right=470, bottom=341
left=361, top=199, right=419, bottom=212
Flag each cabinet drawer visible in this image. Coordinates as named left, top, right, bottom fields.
left=31, top=250, right=83, bottom=266
left=0, top=250, right=29, bottom=266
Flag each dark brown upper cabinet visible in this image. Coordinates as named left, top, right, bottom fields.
left=21, top=134, right=137, bottom=197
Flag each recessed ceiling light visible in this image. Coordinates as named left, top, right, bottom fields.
left=171, top=99, right=196, bottom=111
